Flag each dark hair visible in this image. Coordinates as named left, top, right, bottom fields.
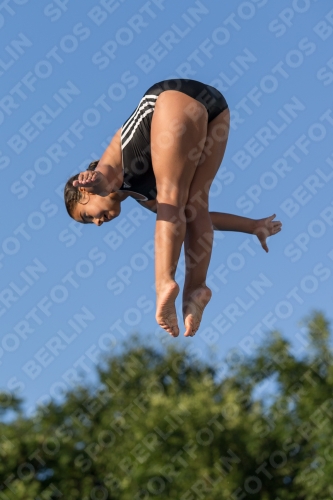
left=64, top=160, right=99, bottom=218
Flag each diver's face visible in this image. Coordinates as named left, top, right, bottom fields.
left=72, top=191, right=121, bottom=226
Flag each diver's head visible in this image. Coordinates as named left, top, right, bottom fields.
left=64, top=161, right=121, bottom=226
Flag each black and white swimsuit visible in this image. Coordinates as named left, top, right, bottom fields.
left=119, top=79, right=228, bottom=201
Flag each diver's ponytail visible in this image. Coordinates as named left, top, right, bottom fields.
left=87, top=160, right=99, bottom=171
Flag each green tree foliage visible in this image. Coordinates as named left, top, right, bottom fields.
left=0, top=312, right=332, bottom=499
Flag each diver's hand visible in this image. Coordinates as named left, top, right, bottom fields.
left=253, top=214, right=282, bottom=253
left=73, top=170, right=111, bottom=196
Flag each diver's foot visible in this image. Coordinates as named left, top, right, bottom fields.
left=183, top=285, right=212, bottom=337
left=156, top=281, right=180, bottom=337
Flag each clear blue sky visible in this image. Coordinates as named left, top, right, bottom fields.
left=1, top=0, right=333, bottom=417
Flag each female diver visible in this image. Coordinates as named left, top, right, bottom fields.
left=64, top=79, right=282, bottom=338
